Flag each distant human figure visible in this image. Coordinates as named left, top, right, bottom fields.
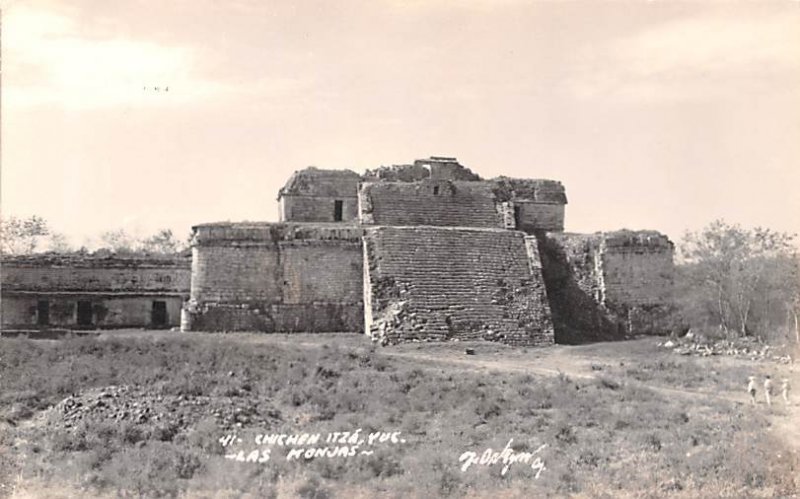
left=764, top=375, right=773, bottom=407
left=747, top=376, right=757, bottom=405
left=781, top=378, right=791, bottom=406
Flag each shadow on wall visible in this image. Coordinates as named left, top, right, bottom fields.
left=535, top=233, right=626, bottom=345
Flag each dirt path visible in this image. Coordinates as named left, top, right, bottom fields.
left=258, top=334, right=800, bottom=455
left=384, top=347, right=800, bottom=456
left=383, top=348, right=740, bottom=401
left=101, top=331, right=800, bottom=454
left=257, top=333, right=792, bottom=405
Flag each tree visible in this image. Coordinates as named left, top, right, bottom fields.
left=95, top=228, right=186, bottom=255
left=679, top=220, right=799, bottom=341
left=98, top=229, right=139, bottom=254
left=47, top=232, right=73, bottom=253
left=140, top=229, right=183, bottom=255
left=0, top=215, right=50, bottom=255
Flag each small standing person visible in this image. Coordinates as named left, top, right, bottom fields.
left=747, top=376, right=757, bottom=405
left=764, top=375, right=774, bottom=407
left=781, top=378, right=791, bottom=406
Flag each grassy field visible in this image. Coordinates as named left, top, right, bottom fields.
left=1, top=332, right=798, bottom=498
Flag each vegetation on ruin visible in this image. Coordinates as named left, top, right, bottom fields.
left=1, top=333, right=797, bottom=498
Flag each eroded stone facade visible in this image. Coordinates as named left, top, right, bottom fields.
left=278, top=168, right=361, bottom=223
left=185, top=156, right=674, bottom=345
left=363, top=226, right=554, bottom=346
left=1, top=255, right=190, bottom=330
left=184, top=223, right=363, bottom=332
left=539, top=231, right=675, bottom=343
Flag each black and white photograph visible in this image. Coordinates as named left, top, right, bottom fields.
left=1, top=1, right=798, bottom=497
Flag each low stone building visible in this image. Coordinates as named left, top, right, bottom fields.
left=1, top=254, right=190, bottom=330
left=184, top=156, right=676, bottom=345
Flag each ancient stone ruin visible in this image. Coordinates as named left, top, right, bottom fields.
left=182, top=156, right=676, bottom=345
left=539, top=231, right=676, bottom=344
left=0, top=156, right=674, bottom=344
left=185, top=223, right=363, bottom=333
left=0, top=255, right=191, bottom=330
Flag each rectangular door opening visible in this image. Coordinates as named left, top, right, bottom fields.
left=333, top=200, right=344, bottom=221
left=37, top=300, right=50, bottom=326
left=77, top=300, right=93, bottom=327
left=152, top=300, right=168, bottom=327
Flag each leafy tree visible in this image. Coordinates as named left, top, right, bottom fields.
left=140, top=229, right=183, bottom=255
left=0, top=215, right=50, bottom=255
left=98, top=229, right=139, bottom=254
left=679, top=220, right=799, bottom=342
left=47, top=232, right=73, bottom=253
left=95, top=228, right=186, bottom=255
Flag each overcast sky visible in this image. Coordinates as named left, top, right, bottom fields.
left=2, top=0, right=799, bottom=248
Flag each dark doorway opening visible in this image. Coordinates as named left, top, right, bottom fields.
left=77, top=300, right=93, bottom=327
left=433, top=186, right=440, bottom=195
left=514, top=205, right=522, bottom=229
left=333, top=200, right=344, bottom=221
left=152, top=301, right=168, bottom=327
left=37, top=300, right=50, bottom=326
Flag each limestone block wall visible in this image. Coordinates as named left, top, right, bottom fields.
left=278, top=167, right=361, bottom=197
left=359, top=181, right=504, bottom=228
left=0, top=256, right=189, bottom=330
left=186, top=222, right=363, bottom=332
left=363, top=226, right=554, bottom=346
left=1, top=256, right=190, bottom=293
left=489, top=177, right=567, bottom=233
left=539, top=231, right=675, bottom=343
left=600, top=233, right=675, bottom=306
left=1, top=295, right=184, bottom=329
left=279, top=196, right=359, bottom=223
left=515, top=202, right=565, bottom=233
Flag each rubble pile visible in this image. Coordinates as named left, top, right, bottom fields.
left=47, top=385, right=283, bottom=433
left=659, top=334, right=794, bottom=364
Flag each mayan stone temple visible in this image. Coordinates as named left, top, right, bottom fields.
left=182, top=157, right=676, bottom=346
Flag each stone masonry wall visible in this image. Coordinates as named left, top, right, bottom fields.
left=515, top=202, right=565, bottom=233
left=186, top=222, right=363, bottom=332
left=359, top=181, right=504, bottom=228
left=363, top=226, right=554, bottom=346
left=279, top=196, right=359, bottom=223
left=600, top=233, right=674, bottom=306
left=540, top=231, right=675, bottom=343
left=1, top=295, right=183, bottom=329
left=1, top=256, right=189, bottom=330
left=1, top=256, right=190, bottom=294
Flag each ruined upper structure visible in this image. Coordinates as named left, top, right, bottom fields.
left=1, top=255, right=190, bottom=330
left=279, top=158, right=568, bottom=233
left=184, top=156, right=675, bottom=346
left=363, top=157, right=482, bottom=182
left=278, top=168, right=361, bottom=223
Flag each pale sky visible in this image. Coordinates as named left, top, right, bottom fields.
left=2, top=0, right=799, bottom=248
